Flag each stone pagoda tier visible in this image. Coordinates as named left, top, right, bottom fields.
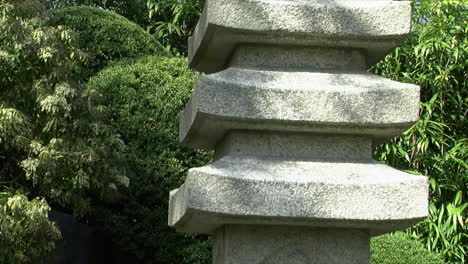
left=168, top=0, right=428, bottom=263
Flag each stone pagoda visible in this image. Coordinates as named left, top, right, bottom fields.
left=168, top=0, right=429, bottom=263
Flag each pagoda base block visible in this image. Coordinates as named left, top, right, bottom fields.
left=213, top=225, right=370, bottom=264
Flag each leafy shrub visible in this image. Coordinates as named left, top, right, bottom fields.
left=372, top=1, right=467, bottom=262
left=87, top=56, right=212, bottom=263
left=146, top=0, right=204, bottom=55
left=1, top=0, right=137, bottom=261
left=371, top=232, right=445, bottom=264
left=0, top=0, right=128, bottom=216
left=47, top=0, right=204, bottom=56
left=1, top=2, right=173, bottom=262
left=50, top=6, right=169, bottom=74
left=0, top=191, right=61, bottom=264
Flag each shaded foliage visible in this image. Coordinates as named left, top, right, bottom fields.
left=0, top=0, right=129, bottom=216
left=0, top=2, right=174, bottom=262
left=50, top=6, right=169, bottom=75
left=45, top=0, right=204, bottom=56
left=146, top=0, right=203, bottom=55
left=0, top=0, right=144, bottom=261
left=0, top=191, right=61, bottom=264
left=46, top=0, right=150, bottom=27
left=87, top=56, right=212, bottom=263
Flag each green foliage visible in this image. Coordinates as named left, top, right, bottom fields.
left=146, top=0, right=203, bottom=55
left=0, top=191, right=61, bottom=264
left=372, top=0, right=467, bottom=263
left=46, top=0, right=151, bottom=29
left=0, top=1, right=181, bottom=260
left=371, top=232, right=446, bottom=264
left=87, top=55, right=212, bottom=263
left=181, top=236, right=213, bottom=264
left=46, top=0, right=203, bottom=56
left=0, top=0, right=129, bottom=215
left=50, top=6, right=169, bottom=74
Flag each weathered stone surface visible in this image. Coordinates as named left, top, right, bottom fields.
left=169, top=132, right=428, bottom=235
left=180, top=67, right=420, bottom=149
left=229, top=45, right=368, bottom=71
left=169, top=155, right=428, bottom=235
left=215, top=132, right=374, bottom=160
left=213, top=226, right=370, bottom=264
left=189, top=0, right=412, bottom=73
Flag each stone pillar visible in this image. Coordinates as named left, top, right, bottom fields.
left=169, top=0, right=429, bottom=263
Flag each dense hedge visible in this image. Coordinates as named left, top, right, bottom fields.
left=86, top=56, right=212, bottom=263
left=50, top=6, right=169, bottom=74
left=371, top=232, right=445, bottom=264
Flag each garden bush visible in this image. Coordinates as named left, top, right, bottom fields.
left=1, top=1, right=144, bottom=261
left=0, top=0, right=130, bottom=216
left=86, top=55, right=212, bottom=263
left=50, top=6, right=169, bottom=74
left=47, top=0, right=204, bottom=56
left=0, top=191, right=61, bottom=264
left=371, top=232, right=445, bottom=264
